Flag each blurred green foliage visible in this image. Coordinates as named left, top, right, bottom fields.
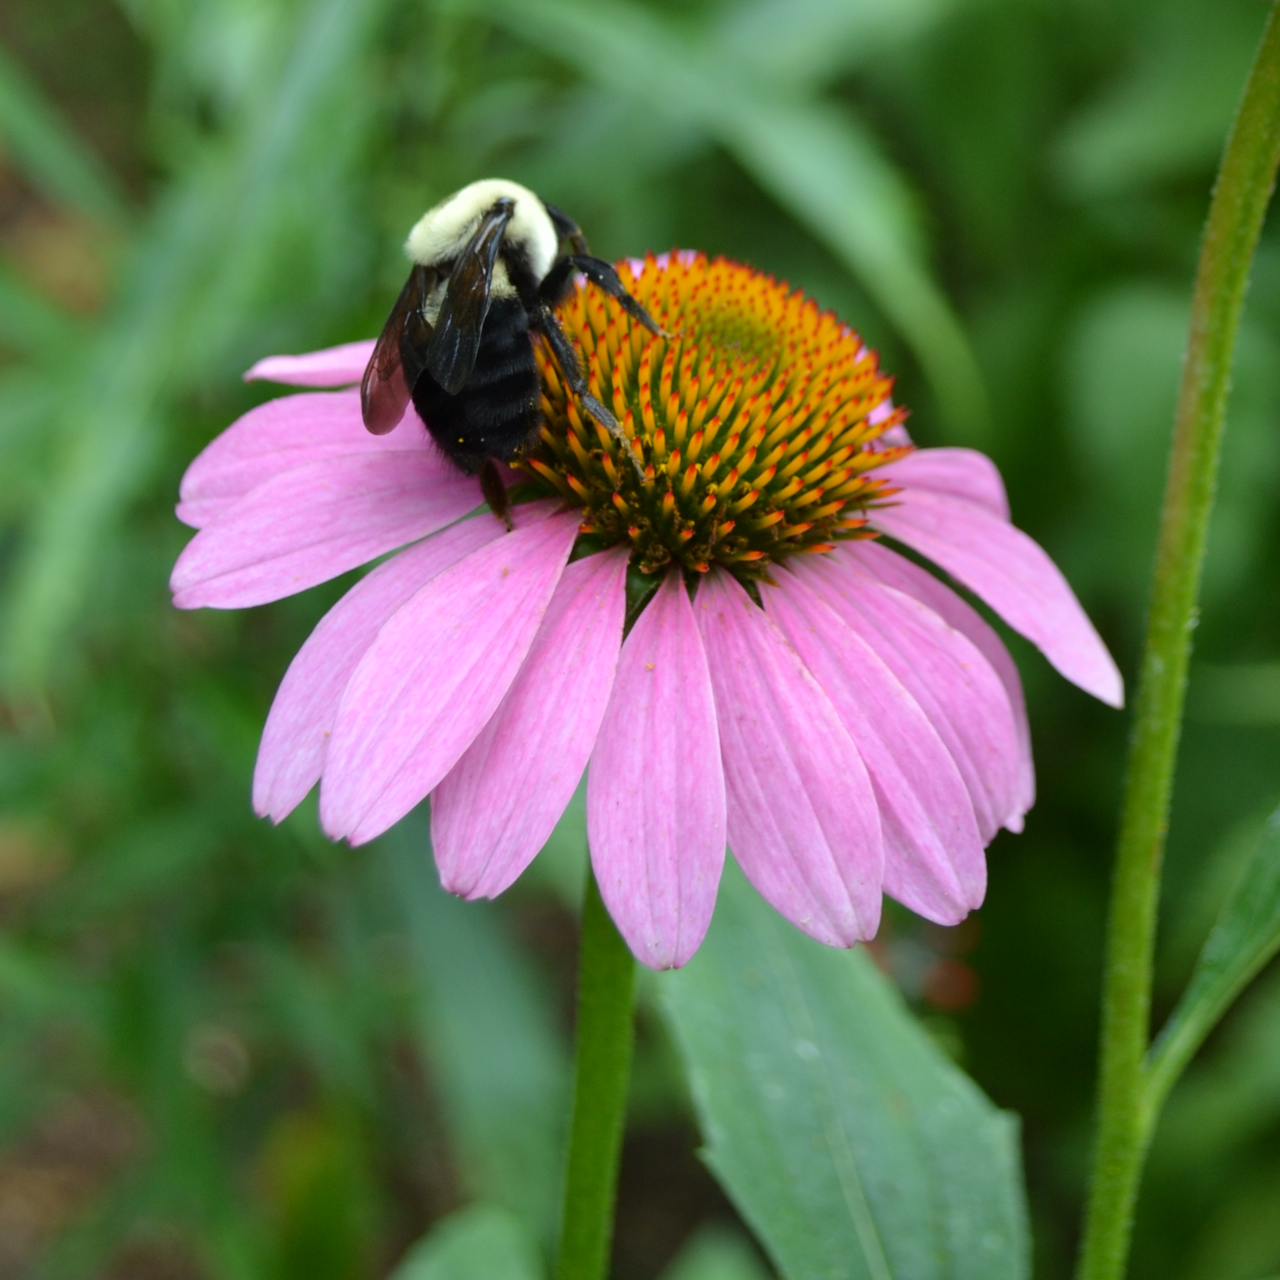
left=0, top=0, right=1278, bottom=1277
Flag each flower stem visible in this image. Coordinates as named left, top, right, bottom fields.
left=556, top=866, right=637, bottom=1280
left=1077, top=7, right=1280, bottom=1279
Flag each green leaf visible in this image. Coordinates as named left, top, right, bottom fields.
left=0, top=368, right=63, bottom=516
left=712, top=97, right=988, bottom=445
left=1187, top=662, right=1280, bottom=726
left=0, top=43, right=128, bottom=222
left=1062, top=280, right=1280, bottom=614
left=1146, top=805, right=1280, bottom=1113
left=390, top=1205, right=543, bottom=1280
left=469, top=0, right=988, bottom=444
left=1146, top=968, right=1280, bottom=1181
left=1055, top=0, right=1268, bottom=198
left=713, top=0, right=956, bottom=89
left=0, top=0, right=391, bottom=693
left=659, top=1225, right=774, bottom=1280
left=0, top=262, right=79, bottom=356
left=381, top=817, right=570, bottom=1241
left=663, top=863, right=1029, bottom=1280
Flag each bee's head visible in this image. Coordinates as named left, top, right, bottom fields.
left=404, top=178, right=559, bottom=283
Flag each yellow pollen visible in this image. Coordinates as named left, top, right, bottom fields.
left=518, top=251, right=910, bottom=578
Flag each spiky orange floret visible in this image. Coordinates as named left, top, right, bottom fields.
left=517, top=251, right=910, bottom=579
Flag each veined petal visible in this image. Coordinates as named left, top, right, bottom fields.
left=695, top=571, right=882, bottom=947
left=873, top=489, right=1124, bottom=707
left=170, top=453, right=479, bottom=610
left=795, top=554, right=1024, bottom=842
left=253, top=511, right=513, bottom=823
left=245, top=340, right=375, bottom=387
left=848, top=539, right=1035, bottom=823
left=765, top=571, right=984, bottom=923
left=587, top=570, right=726, bottom=970
left=879, top=446, right=1009, bottom=520
left=320, top=510, right=581, bottom=845
left=177, top=390, right=435, bottom=529
left=432, top=548, right=629, bottom=901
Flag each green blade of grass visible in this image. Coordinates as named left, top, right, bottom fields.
left=0, top=0, right=391, bottom=695
left=1145, top=807, right=1280, bottom=1115
left=0, top=43, right=128, bottom=223
left=467, top=0, right=989, bottom=444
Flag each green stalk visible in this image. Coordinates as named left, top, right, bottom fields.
left=556, top=867, right=637, bottom=1280
left=1076, top=7, right=1280, bottom=1279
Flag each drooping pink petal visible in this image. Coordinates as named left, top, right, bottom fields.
left=695, top=571, right=882, bottom=947
left=170, top=453, right=480, bottom=610
left=794, top=554, right=1024, bottom=842
left=177, top=390, right=436, bottom=529
left=764, top=570, right=984, bottom=923
left=253, top=511, right=512, bottom=823
left=244, top=340, right=375, bottom=387
left=586, top=571, right=726, bottom=969
left=878, top=447, right=1009, bottom=520
left=432, top=548, right=629, bottom=901
left=319, top=510, right=581, bottom=846
left=873, top=489, right=1124, bottom=707
left=848, top=539, right=1035, bottom=823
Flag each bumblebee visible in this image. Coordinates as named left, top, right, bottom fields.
left=361, top=178, right=662, bottom=519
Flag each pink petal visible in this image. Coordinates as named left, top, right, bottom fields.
left=878, top=447, right=1010, bottom=520
left=695, top=571, right=882, bottom=947
left=794, top=554, right=1024, bottom=842
left=177, top=390, right=435, bottom=529
left=848, top=539, right=1035, bottom=823
left=764, top=571, right=984, bottom=923
left=586, top=571, right=726, bottom=969
left=868, top=396, right=911, bottom=447
left=319, top=510, right=581, bottom=845
left=873, top=489, right=1124, bottom=707
left=432, top=548, right=629, bottom=901
left=170, top=453, right=480, bottom=610
left=253, top=512, right=512, bottom=823
left=244, top=340, right=376, bottom=387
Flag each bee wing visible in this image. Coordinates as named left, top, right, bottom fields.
left=426, top=199, right=515, bottom=396
left=361, top=265, right=435, bottom=435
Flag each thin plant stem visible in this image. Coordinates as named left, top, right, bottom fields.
left=556, top=866, right=637, bottom=1280
left=1076, top=7, right=1280, bottom=1278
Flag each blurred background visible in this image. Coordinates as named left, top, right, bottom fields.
left=0, top=0, right=1278, bottom=1276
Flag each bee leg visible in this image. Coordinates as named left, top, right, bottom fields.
left=543, top=202, right=591, bottom=257
left=562, top=255, right=672, bottom=338
left=479, top=457, right=513, bottom=530
left=532, top=304, right=645, bottom=480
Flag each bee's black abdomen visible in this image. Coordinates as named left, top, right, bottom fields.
left=461, top=298, right=542, bottom=448
left=412, top=297, right=541, bottom=474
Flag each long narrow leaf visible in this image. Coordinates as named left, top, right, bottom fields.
left=0, top=0, right=390, bottom=693
left=714, top=0, right=956, bottom=88
left=1146, top=805, right=1280, bottom=1112
left=0, top=44, right=128, bottom=222
left=467, top=0, right=988, bottom=442
left=0, top=262, right=79, bottom=355
left=382, top=820, right=570, bottom=1242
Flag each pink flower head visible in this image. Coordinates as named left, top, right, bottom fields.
left=171, top=253, right=1121, bottom=969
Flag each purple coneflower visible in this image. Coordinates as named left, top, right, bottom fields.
left=171, top=252, right=1121, bottom=968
